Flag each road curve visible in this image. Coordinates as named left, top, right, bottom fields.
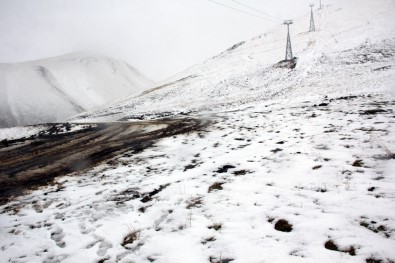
left=0, top=118, right=204, bottom=204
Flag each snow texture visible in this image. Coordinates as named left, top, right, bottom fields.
left=1, top=0, right=395, bottom=262
left=0, top=125, right=47, bottom=141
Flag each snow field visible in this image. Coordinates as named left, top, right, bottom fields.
left=1, top=93, right=394, bottom=262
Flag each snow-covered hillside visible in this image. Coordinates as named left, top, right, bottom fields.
left=73, top=0, right=395, bottom=123
left=0, top=0, right=394, bottom=262
left=0, top=53, right=153, bottom=128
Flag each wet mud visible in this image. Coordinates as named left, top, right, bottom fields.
left=0, top=119, right=203, bottom=204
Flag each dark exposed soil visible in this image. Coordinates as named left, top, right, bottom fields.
left=0, top=119, right=204, bottom=204
left=324, top=240, right=339, bottom=251
left=208, top=182, right=224, bottom=193
left=365, top=257, right=395, bottom=263
left=360, top=221, right=391, bottom=238
left=209, top=256, right=234, bottom=263
left=274, top=219, right=293, bottom=232
left=232, top=170, right=250, bottom=176
left=352, top=159, right=364, bottom=167
left=324, top=239, right=356, bottom=256
left=274, top=58, right=298, bottom=69
left=215, top=165, right=236, bottom=173
left=271, top=148, right=283, bottom=153
left=122, top=228, right=141, bottom=247
left=208, top=223, right=222, bottom=231
left=186, top=197, right=203, bottom=209
left=366, top=258, right=383, bottom=263
left=140, top=184, right=170, bottom=203
left=360, top=109, right=387, bottom=115
left=312, top=165, right=322, bottom=170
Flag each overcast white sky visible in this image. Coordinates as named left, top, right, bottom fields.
left=0, top=0, right=313, bottom=81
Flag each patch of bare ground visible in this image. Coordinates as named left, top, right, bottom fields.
left=0, top=118, right=205, bottom=204
left=324, top=239, right=356, bottom=256
left=208, top=182, right=225, bottom=193
left=274, top=219, right=293, bottom=232
left=122, top=227, right=141, bottom=247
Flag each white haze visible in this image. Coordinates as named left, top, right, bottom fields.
left=0, top=0, right=313, bottom=81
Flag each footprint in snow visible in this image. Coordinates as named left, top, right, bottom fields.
left=50, top=226, right=66, bottom=248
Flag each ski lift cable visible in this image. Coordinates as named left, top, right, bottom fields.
left=207, top=0, right=280, bottom=23
left=224, top=0, right=283, bottom=22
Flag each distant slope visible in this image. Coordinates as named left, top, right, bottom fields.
left=73, top=0, right=395, bottom=122
left=0, top=53, right=153, bottom=127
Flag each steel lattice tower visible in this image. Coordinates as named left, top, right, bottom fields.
left=309, top=4, right=315, bottom=32
left=284, top=20, right=293, bottom=61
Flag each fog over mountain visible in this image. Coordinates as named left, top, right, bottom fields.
left=0, top=53, right=152, bottom=127
left=0, top=0, right=312, bottom=81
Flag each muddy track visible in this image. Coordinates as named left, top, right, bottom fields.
left=0, top=118, right=204, bottom=204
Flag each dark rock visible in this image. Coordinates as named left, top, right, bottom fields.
left=274, top=219, right=293, bottom=232
left=352, top=160, right=364, bottom=167
left=216, top=165, right=236, bottom=173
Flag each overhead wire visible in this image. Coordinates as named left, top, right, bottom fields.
left=224, top=0, right=314, bottom=23
left=207, top=0, right=280, bottom=24
left=225, top=0, right=283, bottom=22
left=206, top=0, right=319, bottom=61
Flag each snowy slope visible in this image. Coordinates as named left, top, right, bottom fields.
left=3, top=95, right=393, bottom=263
left=0, top=0, right=395, bottom=262
left=0, top=53, right=153, bottom=128
left=73, top=0, right=395, bottom=122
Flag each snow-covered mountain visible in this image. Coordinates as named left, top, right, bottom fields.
left=0, top=53, right=153, bottom=128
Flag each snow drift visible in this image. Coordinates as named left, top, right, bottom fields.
left=0, top=53, right=153, bottom=128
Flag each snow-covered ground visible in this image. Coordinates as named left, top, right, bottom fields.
left=0, top=53, right=153, bottom=128
left=0, top=123, right=97, bottom=142
left=0, top=0, right=394, bottom=262
left=1, top=94, right=394, bottom=263
left=0, top=125, right=47, bottom=141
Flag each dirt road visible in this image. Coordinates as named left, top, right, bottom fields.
left=0, top=119, right=203, bottom=203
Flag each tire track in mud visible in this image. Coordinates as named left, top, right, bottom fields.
left=0, top=118, right=204, bottom=204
